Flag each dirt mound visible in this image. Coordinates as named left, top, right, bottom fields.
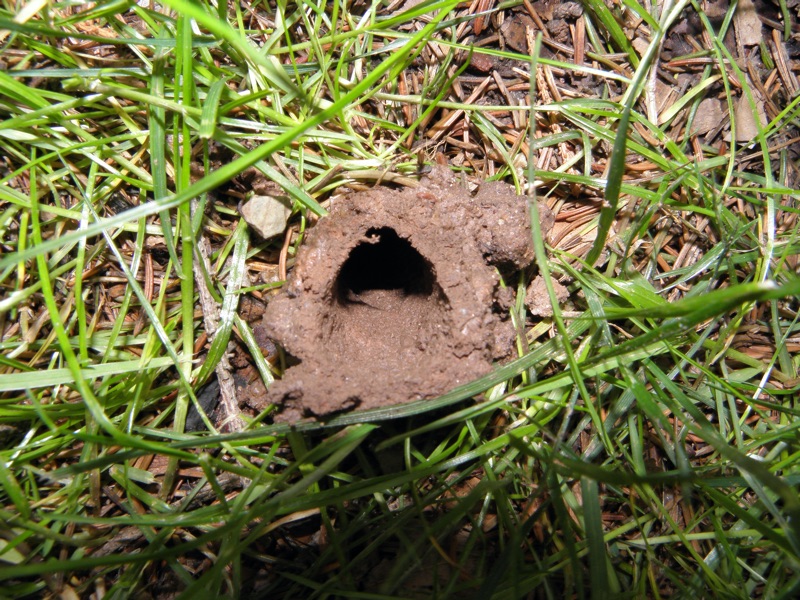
left=260, top=168, right=553, bottom=421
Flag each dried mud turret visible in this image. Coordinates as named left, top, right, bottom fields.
left=261, top=168, right=553, bottom=421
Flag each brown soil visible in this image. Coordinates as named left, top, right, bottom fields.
left=258, top=167, right=553, bottom=421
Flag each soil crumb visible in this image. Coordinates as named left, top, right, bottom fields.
left=259, top=167, right=553, bottom=421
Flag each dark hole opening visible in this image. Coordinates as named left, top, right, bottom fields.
left=335, top=227, right=434, bottom=301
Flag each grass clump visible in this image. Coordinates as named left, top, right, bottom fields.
left=1, top=0, right=799, bottom=598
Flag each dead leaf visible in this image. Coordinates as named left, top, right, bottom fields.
left=734, top=0, right=763, bottom=47
left=726, top=88, right=767, bottom=143
left=631, top=37, right=650, bottom=57
left=500, top=13, right=536, bottom=53
left=690, top=98, right=725, bottom=136
left=654, top=79, right=678, bottom=116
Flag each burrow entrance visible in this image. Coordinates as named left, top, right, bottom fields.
left=335, top=227, right=434, bottom=300
left=329, top=227, right=449, bottom=366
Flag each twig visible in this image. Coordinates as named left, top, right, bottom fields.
left=192, top=202, right=245, bottom=432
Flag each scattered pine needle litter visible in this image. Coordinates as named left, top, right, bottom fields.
left=0, top=0, right=799, bottom=598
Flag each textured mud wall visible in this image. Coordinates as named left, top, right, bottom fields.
left=260, top=168, right=553, bottom=421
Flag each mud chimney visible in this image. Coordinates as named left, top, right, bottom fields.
left=260, top=167, right=551, bottom=421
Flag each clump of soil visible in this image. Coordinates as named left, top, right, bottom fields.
left=260, top=167, right=553, bottom=421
